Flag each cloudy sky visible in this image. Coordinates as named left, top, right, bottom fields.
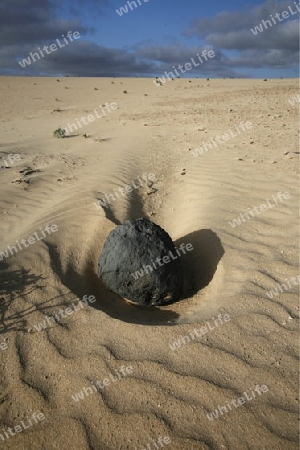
left=0, top=0, right=299, bottom=78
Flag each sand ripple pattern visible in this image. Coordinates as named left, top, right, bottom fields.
left=0, top=78, right=298, bottom=450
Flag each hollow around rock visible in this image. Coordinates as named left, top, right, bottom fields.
left=98, top=218, right=183, bottom=306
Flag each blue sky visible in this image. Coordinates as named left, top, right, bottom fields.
left=0, top=0, right=299, bottom=77
left=92, top=0, right=266, bottom=48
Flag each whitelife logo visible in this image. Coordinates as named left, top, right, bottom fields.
left=0, top=339, right=8, bottom=352
left=32, top=295, right=96, bottom=332
left=169, top=314, right=231, bottom=351
left=131, top=243, right=193, bottom=280
left=71, top=366, right=133, bottom=402
left=0, top=153, right=21, bottom=169
left=0, top=224, right=58, bottom=261
left=250, top=2, right=300, bottom=35
left=94, top=173, right=155, bottom=209
left=116, top=0, right=149, bottom=16
left=0, top=412, right=45, bottom=442
left=228, top=191, right=290, bottom=228
left=154, top=50, right=215, bottom=86
left=191, top=121, right=253, bottom=157
left=18, top=31, right=80, bottom=68
left=288, top=93, right=300, bottom=107
left=266, top=275, right=300, bottom=299
left=138, top=435, right=171, bottom=450
left=207, top=385, right=269, bottom=421
left=64, top=102, right=118, bottom=136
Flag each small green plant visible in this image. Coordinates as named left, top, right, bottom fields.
left=53, top=128, right=66, bottom=138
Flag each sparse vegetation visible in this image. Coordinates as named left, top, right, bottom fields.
left=53, top=128, right=66, bottom=138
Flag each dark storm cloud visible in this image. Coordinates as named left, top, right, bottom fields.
left=135, top=44, right=241, bottom=77
left=0, top=0, right=137, bottom=77
left=33, top=41, right=156, bottom=77
left=183, top=0, right=299, bottom=73
left=69, top=0, right=111, bottom=15
left=231, top=48, right=299, bottom=69
left=183, top=0, right=299, bottom=51
left=205, top=19, right=299, bottom=51
left=135, top=44, right=217, bottom=64
left=0, top=0, right=298, bottom=76
left=0, top=0, right=90, bottom=46
left=184, top=0, right=297, bottom=38
left=1, top=40, right=156, bottom=77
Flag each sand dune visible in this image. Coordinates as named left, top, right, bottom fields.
left=0, top=77, right=299, bottom=449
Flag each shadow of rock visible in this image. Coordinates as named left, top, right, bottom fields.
left=175, top=229, right=224, bottom=300
left=94, top=193, right=121, bottom=226
left=44, top=240, right=179, bottom=326
left=0, top=227, right=224, bottom=331
left=43, top=227, right=224, bottom=326
left=94, top=188, right=149, bottom=226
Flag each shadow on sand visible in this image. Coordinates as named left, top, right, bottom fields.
left=0, top=218, right=224, bottom=329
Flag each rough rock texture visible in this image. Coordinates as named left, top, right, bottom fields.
left=98, top=218, right=183, bottom=306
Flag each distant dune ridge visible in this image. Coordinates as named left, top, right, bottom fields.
left=0, top=77, right=298, bottom=450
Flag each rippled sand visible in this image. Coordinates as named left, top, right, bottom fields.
left=0, top=77, right=299, bottom=450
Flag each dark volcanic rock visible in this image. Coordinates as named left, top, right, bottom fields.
left=98, top=218, right=183, bottom=306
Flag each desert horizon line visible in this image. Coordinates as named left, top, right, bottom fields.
left=0, top=75, right=296, bottom=79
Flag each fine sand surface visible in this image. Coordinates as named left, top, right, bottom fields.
left=0, top=76, right=299, bottom=450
